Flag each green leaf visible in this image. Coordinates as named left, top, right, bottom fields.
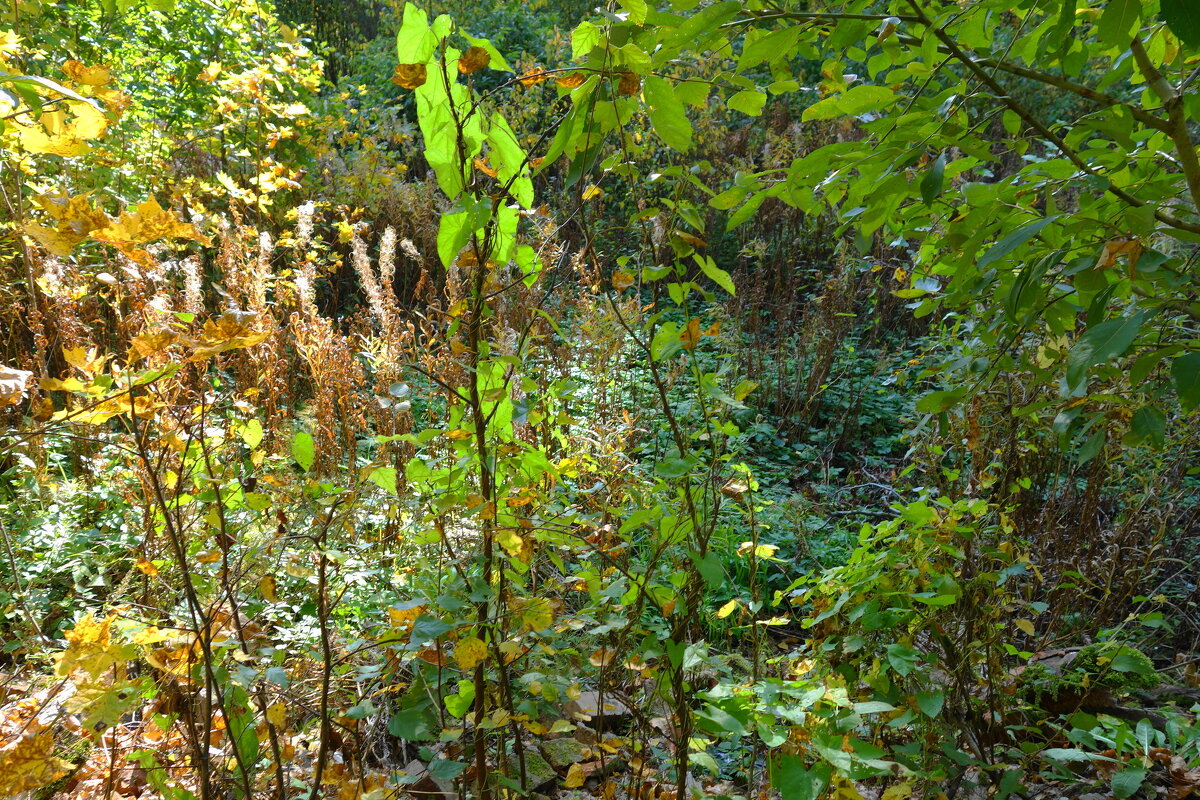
left=1112, top=767, right=1147, bottom=799
left=920, top=151, right=946, bottom=205
left=916, top=690, right=944, bottom=718
left=395, top=3, right=436, bottom=64
left=692, top=551, right=725, bottom=588
left=977, top=216, right=1059, bottom=269
left=346, top=699, right=377, bottom=719
left=916, top=388, right=967, bottom=414
left=618, top=0, right=649, bottom=25
left=802, top=85, right=897, bottom=121
left=643, top=76, right=692, bottom=152
left=241, top=419, right=264, bottom=450
left=292, top=431, right=314, bottom=472
left=697, top=255, right=735, bottom=295
left=775, top=755, right=831, bottom=800
left=1162, top=0, right=1200, bottom=47
left=367, top=466, right=399, bottom=495
left=428, top=760, right=468, bottom=781
left=728, top=90, right=767, bottom=116
left=389, top=707, right=437, bottom=741
left=1097, top=0, right=1141, bottom=49
left=571, top=21, right=602, bottom=58
left=1171, top=352, right=1200, bottom=410
left=1066, top=312, right=1145, bottom=387
left=1077, top=427, right=1106, bottom=465
left=1127, top=406, right=1165, bottom=448
left=886, top=644, right=920, bottom=676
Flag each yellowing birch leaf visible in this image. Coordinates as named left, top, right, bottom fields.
left=266, top=701, right=287, bottom=729
left=0, top=726, right=72, bottom=796
left=62, top=59, right=112, bottom=86
left=455, top=636, right=487, bottom=670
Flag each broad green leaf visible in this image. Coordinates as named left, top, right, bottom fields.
left=428, top=760, right=468, bottom=780
left=692, top=551, right=725, bottom=588
left=367, top=466, right=398, bottom=495
left=1162, top=0, right=1200, bottom=48
left=1112, top=768, right=1147, bottom=799
left=916, top=690, right=944, bottom=718
left=920, top=151, right=946, bottom=205
left=1126, top=406, right=1165, bottom=449
left=977, top=216, right=1059, bottom=269
left=1172, top=352, right=1200, bottom=410
left=1066, top=312, right=1145, bottom=387
left=802, top=85, right=897, bottom=121
left=916, top=388, right=967, bottom=413
left=886, top=643, right=921, bottom=676
left=643, top=76, right=692, bottom=152
left=619, top=0, right=649, bottom=25
left=728, top=90, right=767, bottom=116
left=697, top=255, right=735, bottom=295
left=1096, top=0, right=1141, bottom=49
left=388, top=707, right=437, bottom=741
left=292, top=431, right=314, bottom=472
left=775, top=755, right=831, bottom=800
left=395, top=4, right=436, bottom=64
left=571, top=21, right=602, bottom=58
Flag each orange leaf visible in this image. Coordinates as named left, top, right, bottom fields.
left=458, top=46, right=491, bottom=74
left=554, top=71, right=586, bottom=89
left=392, top=63, right=428, bottom=89
left=518, top=69, right=552, bottom=87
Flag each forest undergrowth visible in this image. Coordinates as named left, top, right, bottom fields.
left=1, top=2, right=1199, bottom=800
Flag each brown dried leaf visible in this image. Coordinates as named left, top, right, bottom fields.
left=617, top=72, right=641, bottom=95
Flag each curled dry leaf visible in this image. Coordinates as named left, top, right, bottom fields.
left=554, top=71, right=586, bottom=89
left=0, top=365, right=33, bottom=406
left=458, top=46, right=490, bottom=74
left=617, top=71, right=641, bottom=95
left=392, top=63, right=428, bottom=89
left=518, top=69, right=552, bottom=87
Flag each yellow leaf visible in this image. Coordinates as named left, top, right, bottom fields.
left=135, top=557, right=159, bottom=577
left=62, top=59, right=112, bottom=86
left=716, top=599, right=738, bottom=619
left=581, top=184, right=603, bottom=201
left=617, top=71, right=641, bottom=95
left=514, top=597, right=553, bottom=632
left=518, top=69, right=552, bottom=87
left=496, top=528, right=524, bottom=557
left=611, top=269, right=634, bottom=290
left=259, top=574, right=278, bottom=602
left=392, top=63, right=427, bottom=89
left=266, top=701, right=287, bottom=729
left=882, top=782, right=913, bottom=800
left=0, top=725, right=73, bottom=796
left=589, top=647, right=616, bottom=668
left=56, top=612, right=129, bottom=679
left=1014, top=619, right=1036, bottom=636
left=554, top=71, right=586, bottom=89
left=455, top=636, right=487, bottom=671
left=446, top=428, right=474, bottom=441
left=195, top=550, right=222, bottom=563
left=564, top=763, right=586, bottom=789
left=458, top=46, right=490, bottom=74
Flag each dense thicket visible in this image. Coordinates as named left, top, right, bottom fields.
left=0, top=2, right=1197, bottom=800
